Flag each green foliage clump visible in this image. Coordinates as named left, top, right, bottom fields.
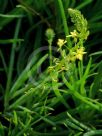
left=0, top=0, right=102, bottom=136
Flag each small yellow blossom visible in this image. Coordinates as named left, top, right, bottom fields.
left=70, top=30, right=78, bottom=42
left=70, top=30, right=77, bottom=38
left=75, top=47, right=86, bottom=60
left=66, top=30, right=78, bottom=43
left=57, top=39, right=67, bottom=48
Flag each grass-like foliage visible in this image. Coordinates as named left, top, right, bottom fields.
left=0, top=0, right=102, bottom=136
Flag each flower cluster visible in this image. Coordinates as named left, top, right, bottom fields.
left=57, top=37, right=86, bottom=61
left=46, top=8, right=89, bottom=82
left=45, top=28, right=55, bottom=44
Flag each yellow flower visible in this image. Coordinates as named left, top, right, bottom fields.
left=70, top=30, right=78, bottom=43
left=66, top=30, right=78, bottom=43
left=75, top=47, right=86, bottom=60
left=57, top=39, right=67, bottom=48
left=70, top=30, right=77, bottom=38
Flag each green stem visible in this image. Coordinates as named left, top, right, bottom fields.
left=57, top=0, right=71, bottom=48
left=49, top=42, right=52, bottom=66
left=4, top=19, right=21, bottom=110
